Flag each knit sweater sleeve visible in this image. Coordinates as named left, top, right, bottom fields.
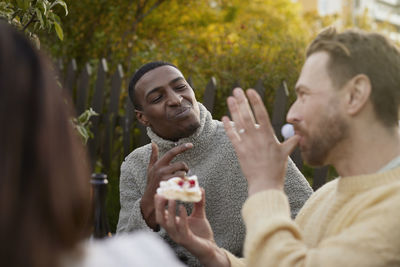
left=283, top=158, right=313, bottom=218
left=242, top=189, right=400, bottom=267
left=116, top=150, right=152, bottom=233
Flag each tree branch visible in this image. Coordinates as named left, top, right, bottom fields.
left=22, top=12, right=37, bottom=31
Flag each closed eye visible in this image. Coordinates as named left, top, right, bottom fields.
left=150, top=94, right=163, bottom=103
left=175, top=84, right=187, bottom=91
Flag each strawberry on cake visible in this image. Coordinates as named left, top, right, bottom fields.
left=156, top=175, right=202, bottom=202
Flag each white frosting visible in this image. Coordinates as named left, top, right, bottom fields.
left=157, top=175, right=202, bottom=202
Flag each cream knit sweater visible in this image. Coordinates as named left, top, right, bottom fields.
left=227, top=166, right=400, bottom=266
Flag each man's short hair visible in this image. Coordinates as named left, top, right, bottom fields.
left=128, top=61, right=178, bottom=110
left=306, top=27, right=400, bottom=127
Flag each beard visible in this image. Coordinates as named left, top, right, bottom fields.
left=300, top=111, right=349, bottom=167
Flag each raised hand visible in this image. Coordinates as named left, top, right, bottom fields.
left=222, top=88, right=300, bottom=196
left=154, top=189, right=229, bottom=267
left=141, top=142, right=193, bottom=229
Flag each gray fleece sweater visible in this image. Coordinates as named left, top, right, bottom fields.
left=117, top=103, right=313, bottom=266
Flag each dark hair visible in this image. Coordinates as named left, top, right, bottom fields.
left=307, top=27, right=400, bottom=127
left=0, top=22, right=91, bottom=267
left=128, top=61, right=178, bottom=110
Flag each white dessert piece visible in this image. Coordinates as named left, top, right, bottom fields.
left=281, top=123, right=295, bottom=140
left=156, top=175, right=202, bottom=202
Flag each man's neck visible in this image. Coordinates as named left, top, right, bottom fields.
left=332, top=123, right=400, bottom=177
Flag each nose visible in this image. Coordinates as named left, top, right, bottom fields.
left=286, top=100, right=299, bottom=125
left=166, top=90, right=183, bottom=106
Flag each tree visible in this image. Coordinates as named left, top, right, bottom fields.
left=39, top=0, right=317, bottom=231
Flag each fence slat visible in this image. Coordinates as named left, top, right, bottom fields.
left=138, top=123, right=150, bottom=146
left=202, top=77, right=216, bottom=114
left=76, top=63, right=92, bottom=115
left=64, top=59, right=77, bottom=99
left=313, top=166, right=329, bottom=190
left=226, top=80, right=241, bottom=117
left=254, top=79, right=265, bottom=102
left=290, top=147, right=303, bottom=171
left=88, top=58, right=108, bottom=167
left=123, top=96, right=135, bottom=157
left=271, top=81, right=289, bottom=141
left=102, top=64, right=124, bottom=170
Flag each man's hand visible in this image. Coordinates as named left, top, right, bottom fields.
left=222, top=88, right=300, bottom=196
left=155, top=189, right=230, bottom=267
left=141, top=142, right=193, bottom=229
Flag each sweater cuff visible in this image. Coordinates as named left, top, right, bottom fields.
left=223, top=249, right=245, bottom=267
left=242, top=190, right=291, bottom=229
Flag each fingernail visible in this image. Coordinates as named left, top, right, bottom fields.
left=233, top=88, right=243, bottom=96
left=185, top=143, right=193, bottom=148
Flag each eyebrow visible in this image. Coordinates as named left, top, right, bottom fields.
left=145, top=76, right=185, bottom=98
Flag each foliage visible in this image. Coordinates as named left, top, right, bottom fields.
left=72, top=107, right=99, bottom=144
left=41, top=0, right=311, bottom=115
left=0, top=1, right=100, bottom=145
left=0, top=0, right=68, bottom=46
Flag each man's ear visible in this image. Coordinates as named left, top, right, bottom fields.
left=135, top=110, right=150, bottom=126
left=345, top=74, right=372, bottom=116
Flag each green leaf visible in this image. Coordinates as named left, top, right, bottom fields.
left=22, top=0, right=30, bottom=10
left=52, top=13, right=61, bottom=23
left=35, top=8, right=44, bottom=28
left=42, top=1, right=47, bottom=15
left=76, top=125, right=89, bottom=144
left=16, top=0, right=29, bottom=11
left=50, top=0, right=68, bottom=16
left=54, top=21, right=63, bottom=40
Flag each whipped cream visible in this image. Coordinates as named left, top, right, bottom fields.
left=157, top=175, right=202, bottom=202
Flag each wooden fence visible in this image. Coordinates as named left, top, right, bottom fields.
left=57, top=58, right=328, bottom=191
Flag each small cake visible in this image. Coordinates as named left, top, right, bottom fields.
left=157, top=175, right=202, bottom=202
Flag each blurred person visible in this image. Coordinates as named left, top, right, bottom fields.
left=155, top=27, right=400, bottom=266
left=117, top=61, right=313, bottom=265
left=0, top=21, right=184, bottom=267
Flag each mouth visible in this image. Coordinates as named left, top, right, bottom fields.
left=171, top=106, right=191, bottom=119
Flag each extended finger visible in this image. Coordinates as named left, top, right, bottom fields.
left=177, top=205, right=189, bottom=231
left=222, top=116, right=240, bottom=144
left=158, top=143, right=193, bottom=165
left=232, top=88, right=256, bottom=129
left=159, top=161, right=189, bottom=181
left=226, top=95, right=245, bottom=133
left=281, top=135, right=301, bottom=157
left=191, top=188, right=206, bottom=219
left=173, top=170, right=188, bottom=178
left=167, top=199, right=178, bottom=229
left=246, top=89, right=275, bottom=136
left=154, top=194, right=168, bottom=225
